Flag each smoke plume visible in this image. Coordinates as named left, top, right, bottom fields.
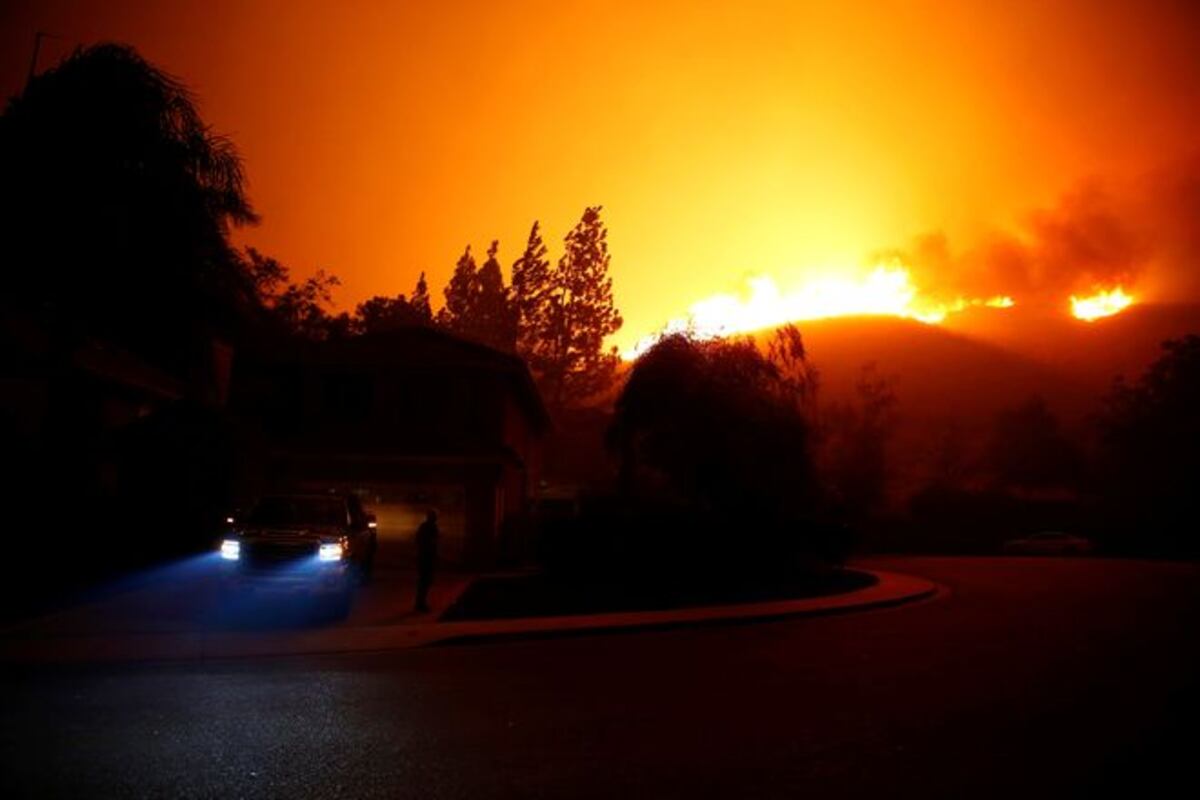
left=877, top=155, right=1200, bottom=307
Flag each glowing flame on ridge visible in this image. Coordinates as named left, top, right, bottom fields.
left=623, top=263, right=1014, bottom=359
left=1070, top=288, right=1133, bottom=321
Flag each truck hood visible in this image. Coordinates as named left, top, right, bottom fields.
left=239, top=526, right=342, bottom=543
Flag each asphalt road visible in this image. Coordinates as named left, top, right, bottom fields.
left=2, top=557, right=1198, bottom=799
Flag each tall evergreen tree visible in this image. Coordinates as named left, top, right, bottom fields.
left=409, top=272, right=433, bottom=323
left=437, top=242, right=517, bottom=351
left=541, top=207, right=623, bottom=408
left=512, top=221, right=554, bottom=366
left=470, top=240, right=518, bottom=351
left=437, top=245, right=478, bottom=333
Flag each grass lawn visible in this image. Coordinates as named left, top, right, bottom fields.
left=443, top=568, right=876, bottom=621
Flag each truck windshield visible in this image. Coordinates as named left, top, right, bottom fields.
left=246, top=496, right=347, bottom=527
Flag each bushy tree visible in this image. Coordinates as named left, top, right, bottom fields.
left=766, top=323, right=820, bottom=414
left=355, top=272, right=436, bottom=334
left=242, top=247, right=341, bottom=340
left=820, top=363, right=899, bottom=516
left=987, top=396, right=1081, bottom=489
left=1098, top=335, right=1200, bottom=555
left=604, top=330, right=853, bottom=570
left=609, top=332, right=817, bottom=519
left=356, top=295, right=409, bottom=333
left=924, top=420, right=970, bottom=489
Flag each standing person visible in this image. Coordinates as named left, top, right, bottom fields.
left=414, top=510, right=439, bottom=612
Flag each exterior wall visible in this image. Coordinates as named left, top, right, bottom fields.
left=230, top=345, right=545, bottom=566
left=500, top=391, right=541, bottom=508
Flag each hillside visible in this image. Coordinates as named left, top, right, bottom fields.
left=942, top=302, right=1200, bottom=392
left=777, top=316, right=1089, bottom=423
left=770, top=303, right=1200, bottom=424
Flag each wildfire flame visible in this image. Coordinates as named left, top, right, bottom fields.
left=1070, top=288, right=1134, bottom=321
left=623, top=262, right=1015, bottom=359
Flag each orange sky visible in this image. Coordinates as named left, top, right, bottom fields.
left=3, top=1, right=1199, bottom=350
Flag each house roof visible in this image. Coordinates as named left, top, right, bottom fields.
left=247, top=325, right=550, bottom=431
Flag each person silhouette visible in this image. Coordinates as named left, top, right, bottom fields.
left=414, top=510, right=439, bottom=612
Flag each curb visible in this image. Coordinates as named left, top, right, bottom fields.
left=0, top=569, right=939, bottom=666
left=434, top=569, right=940, bottom=646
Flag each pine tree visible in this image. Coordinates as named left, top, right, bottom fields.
left=471, top=240, right=519, bottom=351
left=542, top=206, right=623, bottom=408
left=437, top=243, right=517, bottom=351
left=512, top=221, right=554, bottom=367
left=437, top=245, right=478, bottom=333
left=409, top=272, right=433, bottom=323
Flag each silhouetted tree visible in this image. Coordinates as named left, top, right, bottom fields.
left=243, top=245, right=288, bottom=300
left=609, top=332, right=817, bottom=522
left=269, top=269, right=341, bottom=340
left=821, top=364, right=899, bottom=516
left=925, top=420, right=971, bottom=489
left=438, top=245, right=478, bottom=333
left=355, top=273, right=436, bottom=334
left=473, top=241, right=519, bottom=351
left=0, top=43, right=258, bottom=365
left=242, top=247, right=341, bottom=340
left=1098, top=335, right=1200, bottom=555
left=512, top=221, right=554, bottom=360
left=409, top=272, right=433, bottom=322
left=437, top=242, right=518, bottom=351
left=356, top=296, right=404, bottom=333
left=539, top=207, right=624, bottom=408
left=0, top=44, right=267, bottom=582
left=323, top=311, right=358, bottom=340
left=767, top=323, right=820, bottom=416
left=987, top=396, right=1081, bottom=489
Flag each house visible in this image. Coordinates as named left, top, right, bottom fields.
left=1, top=304, right=242, bottom=592
left=230, top=327, right=549, bottom=565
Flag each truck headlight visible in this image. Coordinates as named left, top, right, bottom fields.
left=220, top=539, right=240, bottom=560
left=318, top=542, right=345, bottom=562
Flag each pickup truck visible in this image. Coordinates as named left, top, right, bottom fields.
left=220, top=493, right=378, bottom=612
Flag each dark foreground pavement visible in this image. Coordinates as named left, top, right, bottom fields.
left=2, top=557, right=1198, bottom=799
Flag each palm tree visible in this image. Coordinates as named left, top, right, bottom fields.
left=0, top=43, right=259, bottom=364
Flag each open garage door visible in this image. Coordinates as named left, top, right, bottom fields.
left=297, top=481, right=467, bottom=566
left=364, top=484, right=467, bottom=566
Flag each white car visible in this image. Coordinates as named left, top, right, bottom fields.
left=1003, top=531, right=1094, bottom=556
